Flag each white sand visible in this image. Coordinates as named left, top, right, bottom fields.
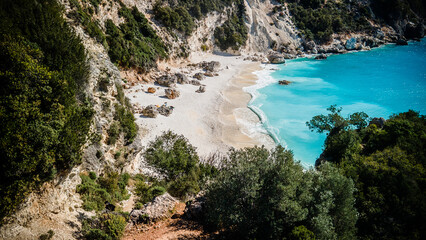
left=125, top=53, right=275, bottom=158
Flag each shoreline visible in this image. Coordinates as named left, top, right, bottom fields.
left=124, top=53, right=275, bottom=163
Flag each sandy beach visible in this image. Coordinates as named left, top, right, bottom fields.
left=124, top=53, right=275, bottom=160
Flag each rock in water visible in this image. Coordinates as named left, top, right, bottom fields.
left=130, top=193, right=178, bottom=224
left=396, top=38, right=408, bottom=45
left=345, top=38, right=357, bottom=50
left=278, top=80, right=291, bottom=85
left=315, top=54, right=327, bottom=60
left=165, top=88, right=180, bottom=99
left=147, top=87, right=156, bottom=93
left=268, top=53, right=286, bottom=64
left=142, top=105, right=159, bottom=118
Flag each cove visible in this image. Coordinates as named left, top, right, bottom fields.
left=249, top=40, right=426, bottom=167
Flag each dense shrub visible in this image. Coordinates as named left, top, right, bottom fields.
left=153, top=3, right=195, bottom=35
left=144, top=131, right=217, bottom=198
left=77, top=171, right=130, bottom=212
left=114, top=104, right=138, bottom=144
left=309, top=107, right=426, bottom=239
left=0, top=0, right=92, bottom=222
left=214, top=11, right=248, bottom=51
left=285, top=0, right=372, bottom=43
left=204, top=146, right=357, bottom=239
left=105, top=5, right=167, bottom=71
left=134, top=178, right=166, bottom=209
left=82, top=213, right=127, bottom=240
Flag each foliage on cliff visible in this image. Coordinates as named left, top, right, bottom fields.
left=282, top=0, right=372, bottom=43
left=309, top=107, right=426, bottom=239
left=0, top=0, right=93, bottom=222
left=204, top=146, right=358, bottom=239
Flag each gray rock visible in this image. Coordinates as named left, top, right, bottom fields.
left=191, top=80, right=201, bottom=86
left=193, top=73, right=205, bottom=80
left=305, top=40, right=316, bottom=51
left=130, top=193, right=178, bottom=224
left=158, top=105, right=174, bottom=117
left=200, top=61, right=221, bottom=72
left=183, top=195, right=206, bottom=221
left=164, top=88, right=180, bottom=99
left=157, top=74, right=177, bottom=87
left=268, top=53, right=286, bottom=64
left=175, top=73, right=189, bottom=84
left=345, top=38, right=357, bottom=50
left=396, top=38, right=408, bottom=45
left=204, top=72, right=214, bottom=77
left=142, top=105, right=159, bottom=118
left=278, top=80, right=291, bottom=85
left=315, top=54, right=327, bottom=60
left=196, top=86, right=206, bottom=93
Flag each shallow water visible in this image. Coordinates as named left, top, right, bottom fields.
left=248, top=40, right=426, bottom=167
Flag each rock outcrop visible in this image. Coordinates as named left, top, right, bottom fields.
left=369, top=117, right=386, bottom=128
left=130, top=193, right=178, bottom=224
left=278, top=80, right=291, bottom=85
left=183, top=195, right=206, bottom=221
left=268, top=53, right=286, bottom=64
left=175, top=73, right=189, bottom=84
left=193, top=73, right=205, bottom=80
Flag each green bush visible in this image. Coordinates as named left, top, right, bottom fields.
left=144, top=131, right=217, bottom=198
left=0, top=0, right=92, bottom=222
left=204, top=146, right=357, bottom=239
left=134, top=180, right=166, bottom=208
left=153, top=3, right=195, bottom=35
left=114, top=104, right=138, bottom=144
left=107, top=122, right=120, bottom=145
left=214, top=10, right=247, bottom=50
left=82, top=213, right=126, bottom=240
left=309, top=108, right=426, bottom=239
left=77, top=171, right=130, bottom=212
left=105, top=5, right=167, bottom=71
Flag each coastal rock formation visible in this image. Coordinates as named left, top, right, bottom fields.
left=204, top=72, right=214, bottom=77
left=268, top=53, right=286, bottom=64
left=278, top=80, right=291, bottom=85
left=165, top=88, right=180, bottom=99
left=147, top=87, right=156, bottom=93
left=200, top=61, right=221, bottom=72
left=130, top=193, right=178, bottom=224
left=345, top=38, right=357, bottom=50
left=315, top=54, right=327, bottom=60
left=193, top=73, right=205, bottom=80
left=142, top=105, right=159, bottom=118
left=157, top=75, right=177, bottom=87
left=396, top=39, right=408, bottom=45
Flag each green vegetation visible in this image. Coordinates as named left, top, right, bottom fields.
left=283, top=0, right=372, bottom=43
left=82, top=213, right=127, bottom=240
left=68, top=0, right=107, bottom=45
left=153, top=2, right=195, bottom=35
left=114, top=104, right=138, bottom=144
left=77, top=171, right=130, bottom=212
left=204, top=146, right=357, bottom=239
left=39, top=230, right=55, bottom=240
left=144, top=131, right=217, bottom=198
left=309, top=107, right=426, bottom=239
left=133, top=175, right=167, bottom=209
left=214, top=9, right=248, bottom=51
left=0, top=0, right=93, bottom=222
left=105, top=5, right=167, bottom=71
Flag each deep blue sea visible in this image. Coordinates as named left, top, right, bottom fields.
left=248, top=40, right=426, bottom=167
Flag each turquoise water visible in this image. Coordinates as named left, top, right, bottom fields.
left=249, top=40, right=426, bottom=167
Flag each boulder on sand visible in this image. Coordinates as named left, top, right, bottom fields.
left=175, top=73, right=189, bottom=84
left=158, top=105, right=174, bottom=117
left=268, top=53, right=285, bottom=64
left=147, top=87, right=156, bottom=93
left=193, top=72, right=205, bottom=80
left=196, top=86, right=206, bottom=93
left=165, top=88, right=180, bottom=99
left=157, top=74, right=177, bottom=87
left=142, top=105, right=159, bottom=118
